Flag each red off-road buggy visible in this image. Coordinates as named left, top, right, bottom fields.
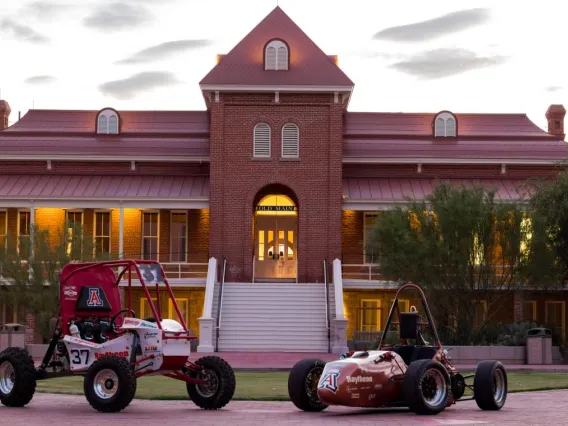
left=288, top=283, right=507, bottom=415
left=0, top=260, right=235, bottom=413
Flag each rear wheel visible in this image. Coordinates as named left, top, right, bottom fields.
left=288, top=358, right=328, bottom=412
left=84, top=356, right=136, bottom=413
left=0, top=347, right=37, bottom=407
left=187, top=356, right=235, bottom=410
left=403, top=359, right=450, bottom=415
left=473, top=360, right=507, bottom=410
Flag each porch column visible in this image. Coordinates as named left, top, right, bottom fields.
left=119, top=206, right=124, bottom=259
left=29, top=201, right=35, bottom=259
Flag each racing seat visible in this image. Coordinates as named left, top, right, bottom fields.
left=391, top=311, right=437, bottom=365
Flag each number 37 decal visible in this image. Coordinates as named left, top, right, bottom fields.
left=70, top=349, right=90, bottom=365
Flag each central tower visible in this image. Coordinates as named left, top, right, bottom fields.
left=200, top=6, right=354, bottom=282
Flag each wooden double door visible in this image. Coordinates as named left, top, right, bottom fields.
left=254, top=216, right=297, bottom=280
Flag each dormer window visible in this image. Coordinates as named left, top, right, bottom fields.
left=97, top=108, right=119, bottom=134
left=433, top=111, right=457, bottom=137
left=265, top=39, right=288, bottom=71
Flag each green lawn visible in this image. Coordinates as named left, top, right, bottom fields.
left=36, top=371, right=568, bottom=401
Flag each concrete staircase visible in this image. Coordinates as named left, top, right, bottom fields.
left=211, top=282, right=335, bottom=352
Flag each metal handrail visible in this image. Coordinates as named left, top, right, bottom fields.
left=214, top=256, right=227, bottom=352
left=323, top=258, right=331, bottom=353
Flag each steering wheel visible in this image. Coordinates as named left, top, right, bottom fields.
left=110, top=308, right=136, bottom=334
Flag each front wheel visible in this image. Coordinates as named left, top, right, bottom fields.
left=473, top=360, right=507, bottom=410
left=187, top=356, right=235, bottom=410
left=0, top=347, right=37, bottom=407
left=84, top=356, right=137, bottom=413
left=403, top=359, right=450, bottom=415
left=288, top=358, right=328, bottom=412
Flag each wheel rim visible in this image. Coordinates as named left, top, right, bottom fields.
left=421, top=368, right=447, bottom=407
left=195, top=369, right=219, bottom=398
left=0, top=361, right=15, bottom=395
left=305, top=366, right=324, bottom=403
left=93, top=369, right=119, bottom=400
left=493, top=368, right=506, bottom=404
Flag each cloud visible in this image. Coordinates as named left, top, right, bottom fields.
left=84, top=3, right=154, bottom=31
left=98, top=71, right=181, bottom=100
left=20, top=1, right=74, bottom=17
left=546, top=86, right=564, bottom=92
left=25, top=75, right=57, bottom=85
left=0, top=18, right=49, bottom=43
left=116, top=39, right=213, bottom=65
left=389, top=48, right=507, bottom=79
left=373, top=8, right=490, bottom=42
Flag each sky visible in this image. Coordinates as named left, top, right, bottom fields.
left=0, top=0, right=566, bottom=131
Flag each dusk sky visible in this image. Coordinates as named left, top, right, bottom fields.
left=1, top=0, right=566, bottom=131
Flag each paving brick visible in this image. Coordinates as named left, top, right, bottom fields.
left=2, top=390, right=567, bottom=425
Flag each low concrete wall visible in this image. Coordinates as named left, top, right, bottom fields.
left=445, top=345, right=563, bottom=365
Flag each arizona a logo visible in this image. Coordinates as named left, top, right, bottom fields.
left=87, top=288, right=103, bottom=307
left=318, top=372, right=340, bottom=393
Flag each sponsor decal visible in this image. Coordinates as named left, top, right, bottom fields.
left=368, top=393, right=376, bottom=400
left=318, top=372, right=340, bottom=393
left=144, top=345, right=160, bottom=353
left=351, top=393, right=360, bottom=399
left=95, top=351, right=129, bottom=359
left=346, top=375, right=373, bottom=384
left=63, top=285, right=78, bottom=300
left=87, top=288, right=103, bottom=307
left=144, top=331, right=159, bottom=339
left=123, top=318, right=140, bottom=326
left=374, top=384, right=383, bottom=390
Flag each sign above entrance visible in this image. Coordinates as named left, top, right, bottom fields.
left=256, top=206, right=297, bottom=212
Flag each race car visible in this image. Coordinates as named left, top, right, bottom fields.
left=288, top=283, right=507, bottom=415
left=0, top=260, right=235, bottom=413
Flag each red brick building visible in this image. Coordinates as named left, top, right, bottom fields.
left=1, top=7, right=567, bottom=352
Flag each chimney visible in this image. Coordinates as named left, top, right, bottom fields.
left=0, top=99, right=11, bottom=130
left=545, top=104, right=566, bottom=140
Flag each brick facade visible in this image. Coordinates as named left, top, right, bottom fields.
left=208, top=93, right=345, bottom=282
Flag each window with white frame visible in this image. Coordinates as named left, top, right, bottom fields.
left=97, top=109, right=119, bottom=134
left=360, top=299, right=381, bottom=332
left=265, top=39, right=288, bottom=70
left=170, top=211, right=187, bottom=262
left=363, top=212, right=379, bottom=264
left=94, top=211, right=111, bottom=257
left=142, top=212, right=159, bottom=260
left=433, top=111, right=457, bottom=137
left=253, top=123, right=271, bottom=157
left=17, top=211, right=31, bottom=254
left=66, top=210, right=83, bottom=259
left=281, top=123, right=299, bottom=158
left=0, top=210, right=6, bottom=249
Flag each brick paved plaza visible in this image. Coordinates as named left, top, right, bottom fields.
left=1, top=390, right=566, bottom=425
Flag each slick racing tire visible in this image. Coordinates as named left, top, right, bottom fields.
left=403, top=359, right=450, bottom=415
left=288, top=358, right=329, bottom=412
left=187, top=356, right=236, bottom=410
left=473, top=360, right=507, bottom=410
left=84, top=356, right=137, bottom=413
left=0, top=347, right=37, bottom=407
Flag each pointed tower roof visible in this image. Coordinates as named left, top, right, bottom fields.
left=200, top=7, right=354, bottom=93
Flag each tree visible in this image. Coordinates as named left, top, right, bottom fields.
left=367, top=183, right=556, bottom=345
left=0, top=222, right=117, bottom=342
left=528, top=170, right=568, bottom=284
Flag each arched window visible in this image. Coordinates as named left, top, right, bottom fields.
left=265, top=40, right=288, bottom=71
left=433, top=111, right=457, bottom=137
left=281, top=123, right=299, bottom=158
left=97, top=108, right=120, bottom=134
left=253, top=123, right=271, bottom=157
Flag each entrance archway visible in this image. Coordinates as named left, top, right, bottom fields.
left=253, top=186, right=298, bottom=281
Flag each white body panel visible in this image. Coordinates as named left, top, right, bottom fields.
left=62, top=317, right=191, bottom=374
